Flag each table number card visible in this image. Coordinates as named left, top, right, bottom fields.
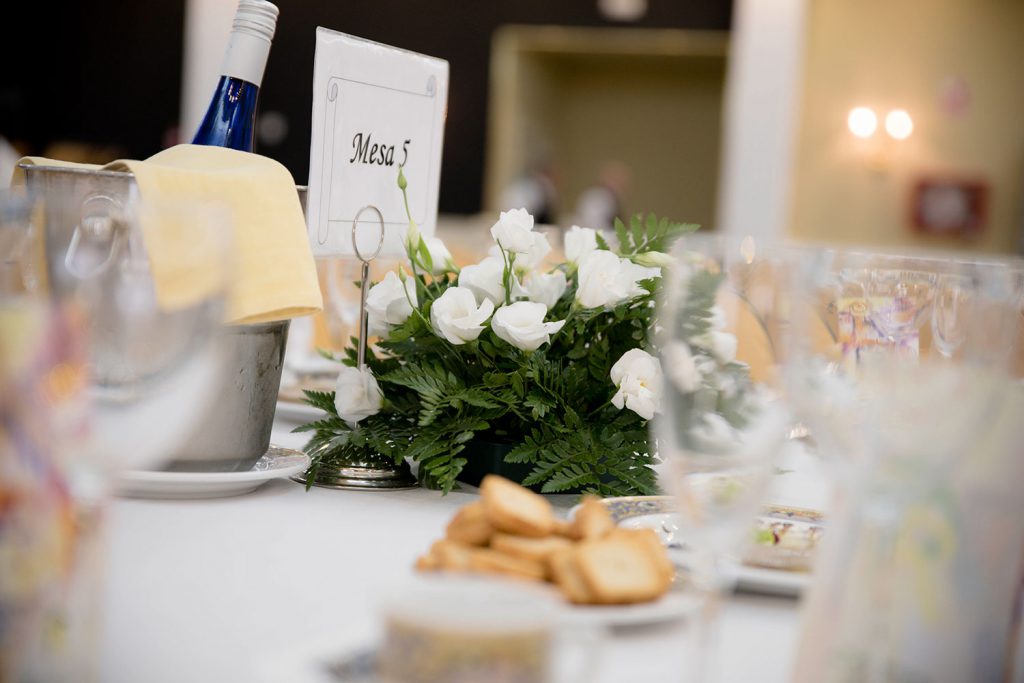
left=306, top=28, right=449, bottom=257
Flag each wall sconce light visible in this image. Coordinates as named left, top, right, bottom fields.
left=884, top=109, right=914, bottom=140
left=847, top=107, right=878, bottom=139
left=597, top=0, right=647, bottom=21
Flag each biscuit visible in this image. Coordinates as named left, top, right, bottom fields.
left=430, top=539, right=475, bottom=572
left=491, top=533, right=573, bottom=564
left=570, top=496, right=615, bottom=540
left=466, top=547, right=546, bottom=582
left=414, top=553, right=440, bottom=571
left=551, top=517, right=574, bottom=538
left=547, top=548, right=594, bottom=604
left=608, top=528, right=674, bottom=588
left=445, top=501, right=494, bottom=546
left=480, top=475, right=554, bottom=538
left=574, top=535, right=666, bottom=604
left=415, top=477, right=672, bottom=606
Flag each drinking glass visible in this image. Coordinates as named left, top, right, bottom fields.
left=322, top=255, right=403, bottom=347
left=785, top=250, right=1022, bottom=471
left=655, top=234, right=793, bottom=682
left=783, top=248, right=1024, bottom=681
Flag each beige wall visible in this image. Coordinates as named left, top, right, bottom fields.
left=485, top=28, right=728, bottom=230
left=551, top=54, right=725, bottom=228
left=790, top=0, right=1024, bottom=253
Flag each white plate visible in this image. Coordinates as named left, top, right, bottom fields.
left=570, top=496, right=817, bottom=597
left=275, top=400, right=326, bottom=423
left=556, top=586, right=701, bottom=627
left=115, top=446, right=310, bottom=499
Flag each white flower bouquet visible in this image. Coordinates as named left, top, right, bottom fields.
left=297, top=171, right=731, bottom=495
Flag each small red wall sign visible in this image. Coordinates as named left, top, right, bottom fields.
left=910, top=177, right=988, bottom=236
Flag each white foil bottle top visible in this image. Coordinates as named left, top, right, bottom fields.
left=221, top=0, right=278, bottom=87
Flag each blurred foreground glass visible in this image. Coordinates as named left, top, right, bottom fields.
left=1, top=193, right=93, bottom=680
left=655, top=234, right=792, bottom=682
left=1, top=187, right=232, bottom=679
left=785, top=249, right=1024, bottom=681
left=34, top=183, right=233, bottom=474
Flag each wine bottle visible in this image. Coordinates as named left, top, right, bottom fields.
left=192, top=0, right=279, bottom=152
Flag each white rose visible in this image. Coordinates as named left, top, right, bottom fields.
left=623, top=261, right=661, bottom=297
left=564, top=225, right=598, bottom=265
left=694, top=330, right=738, bottom=363
left=663, top=341, right=701, bottom=393
left=575, top=250, right=630, bottom=308
left=491, top=301, right=565, bottom=351
left=425, top=236, right=455, bottom=275
left=334, top=366, right=383, bottom=425
left=490, top=208, right=536, bottom=253
left=523, top=270, right=567, bottom=308
left=609, top=348, right=663, bottom=420
left=459, top=255, right=526, bottom=305
left=575, top=250, right=658, bottom=308
left=430, top=286, right=495, bottom=344
left=365, top=270, right=416, bottom=337
left=511, top=231, right=552, bottom=272
left=458, top=256, right=506, bottom=305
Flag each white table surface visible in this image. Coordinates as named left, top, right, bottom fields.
left=98, top=415, right=803, bottom=682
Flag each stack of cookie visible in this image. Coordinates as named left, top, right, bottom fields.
left=414, top=475, right=675, bottom=605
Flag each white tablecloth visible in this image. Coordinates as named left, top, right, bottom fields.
left=98, top=417, right=803, bottom=682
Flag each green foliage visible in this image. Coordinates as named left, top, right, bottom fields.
left=296, top=212, right=739, bottom=498
left=614, top=213, right=699, bottom=256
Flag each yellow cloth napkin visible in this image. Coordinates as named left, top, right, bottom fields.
left=14, top=145, right=322, bottom=324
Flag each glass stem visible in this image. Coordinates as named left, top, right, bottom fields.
left=686, top=550, right=725, bottom=683
left=861, top=493, right=900, bottom=683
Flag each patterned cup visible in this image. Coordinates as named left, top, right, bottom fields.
left=377, top=577, right=596, bottom=683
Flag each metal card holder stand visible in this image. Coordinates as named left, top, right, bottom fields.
left=297, top=205, right=418, bottom=490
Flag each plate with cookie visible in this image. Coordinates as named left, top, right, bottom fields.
left=413, top=475, right=701, bottom=626
left=569, top=495, right=822, bottom=597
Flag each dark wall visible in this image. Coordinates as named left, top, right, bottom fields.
left=2, top=2, right=185, bottom=159
left=2, top=1, right=731, bottom=213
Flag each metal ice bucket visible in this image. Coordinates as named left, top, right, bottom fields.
left=21, top=165, right=297, bottom=472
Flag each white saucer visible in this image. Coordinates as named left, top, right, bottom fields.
left=556, top=587, right=701, bottom=627
left=115, top=446, right=310, bottom=499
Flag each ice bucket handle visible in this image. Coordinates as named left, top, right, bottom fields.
left=64, top=192, right=126, bottom=281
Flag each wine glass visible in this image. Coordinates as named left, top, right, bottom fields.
left=655, top=233, right=793, bottom=682
left=322, top=254, right=403, bottom=347
left=785, top=249, right=1022, bottom=470
left=783, top=248, right=1024, bottom=681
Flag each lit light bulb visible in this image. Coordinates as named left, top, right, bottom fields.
left=885, top=109, right=914, bottom=140
left=847, top=107, right=878, bottom=139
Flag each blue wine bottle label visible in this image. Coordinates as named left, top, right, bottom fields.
left=192, top=76, right=259, bottom=152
